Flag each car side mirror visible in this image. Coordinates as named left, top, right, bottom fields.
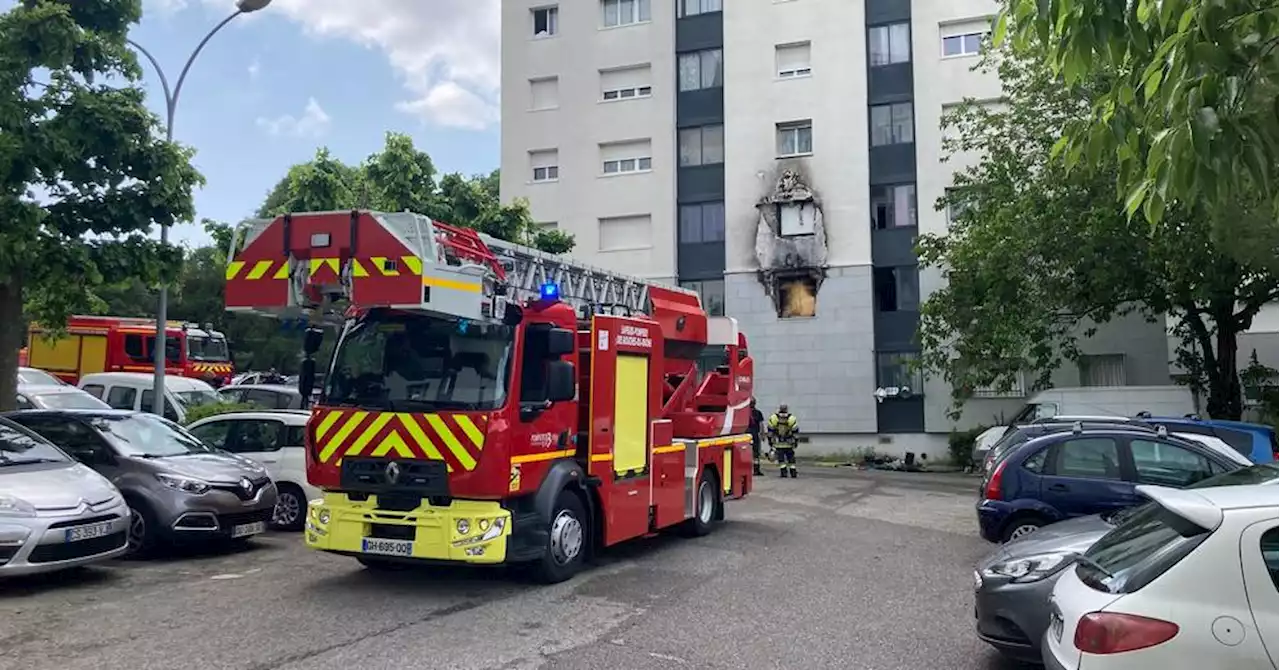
left=546, top=361, right=576, bottom=403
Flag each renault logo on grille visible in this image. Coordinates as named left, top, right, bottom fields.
left=385, top=461, right=402, bottom=485
left=239, top=477, right=253, bottom=493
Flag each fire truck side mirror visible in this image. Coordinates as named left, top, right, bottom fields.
left=303, top=327, right=324, bottom=356
left=546, top=361, right=576, bottom=403
left=546, top=328, right=575, bottom=357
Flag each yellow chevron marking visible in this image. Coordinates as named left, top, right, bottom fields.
left=401, top=256, right=423, bottom=275
left=343, top=412, right=394, bottom=459
left=350, top=259, right=369, bottom=278
left=425, top=414, right=476, bottom=470
left=397, top=414, right=447, bottom=463
left=370, top=431, right=414, bottom=459
left=317, top=411, right=368, bottom=463
left=314, top=411, right=343, bottom=441
left=225, top=261, right=245, bottom=280
left=422, top=276, right=481, bottom=293
left=453, top=415, right=485, bottom=449
left=371, top=256, right=399, bottom=276
left=246, top=260, right=274, bottom=281
left=273, top=262, right=290, bottom=280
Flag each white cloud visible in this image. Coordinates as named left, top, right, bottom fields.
left=256, top=97, right=331, bottom=138
left=203, top=0, right=500, bottom=130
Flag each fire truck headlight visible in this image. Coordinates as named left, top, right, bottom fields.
left=481, top=517, right=505, bottom=541
left=478, top=518, right=490, bottom=533
left=317, top=508, right=331, bottom=525
left=456, top=519, right=470, bottom=535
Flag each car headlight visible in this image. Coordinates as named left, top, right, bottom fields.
left=0, top=494, right=36, bottom=518
left=982, top=552, right=1074, bottom=583
left=155, top=473, right=211, bottom=494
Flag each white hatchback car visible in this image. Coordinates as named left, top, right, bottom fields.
left=185, top=410, right=317, bottom=531
left=1043, top=482, right=1278, bottom=670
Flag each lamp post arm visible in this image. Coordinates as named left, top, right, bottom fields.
left=171, top=10, right=243, bottom=125
left=125, top=38, right=175, bottom=135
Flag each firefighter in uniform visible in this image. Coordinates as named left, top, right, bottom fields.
left=748, top=399, right=765, bottom=476
left=767, top=403, right=800, bottom=478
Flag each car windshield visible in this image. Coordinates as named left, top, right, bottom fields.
left=987, top=429, right=1031, bottom=467
left=187, top=335, right=230, bottom=362
left=174, top=389, right=219, bottom=407
left=1189, top=462, right=1279, bottom=488
left=89, top=414, right=214, bottom=458
left=1078, top=502, right=1209, bottom=594
left=0, top=421, right=68, bottom=465
left=324, top=310, right=515, bottom=411
left=33, top=391, right=110, bottom=410
left=17, top=368, right=63, bottom=386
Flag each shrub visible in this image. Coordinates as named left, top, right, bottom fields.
left=947, top=425, right=990, bottom=466
left=183, top=402, right=259, bottom=425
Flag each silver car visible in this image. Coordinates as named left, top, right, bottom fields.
left=16, top=384, right=111, bottom=411
left=0, top=417, right=130, bottom=576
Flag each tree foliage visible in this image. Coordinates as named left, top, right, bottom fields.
left=0, top=0, right=202, bottom=410
left=996, top=0, right=1279, bottom=229
left=918, top=43, right=1278, bottom=420
left=255, top=132, right=576, bottom=254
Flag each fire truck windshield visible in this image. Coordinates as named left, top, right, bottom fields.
left=323, top=310, right=514, bottom=411
left=187, top=335, right=230, bottom=362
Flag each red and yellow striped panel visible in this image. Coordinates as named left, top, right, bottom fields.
left=189, top=363, right=233, bottom=374
left=311, top=409, right=488, bottom=472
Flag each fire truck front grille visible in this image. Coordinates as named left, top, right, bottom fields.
left=340, top=457, right=450, bottom=497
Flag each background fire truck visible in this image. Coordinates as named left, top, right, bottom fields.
left=25, top=316, right=235, bottom=387
left=225, top=210, right=756, bottom=582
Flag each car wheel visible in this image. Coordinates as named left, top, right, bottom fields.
left=271, top=484, right=306, bottom=532
left=680, top=468, right=722, bottom=537
left=1000, top=514, right=1046, bottom=543
left=125, top=501, right=160, bottom=558
left=529, top=490, right=588, bottom=584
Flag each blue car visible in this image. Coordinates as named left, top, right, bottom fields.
left=1139, top=415, right=1277, bottom=464
left=975, top=424, right=1245, bottom=543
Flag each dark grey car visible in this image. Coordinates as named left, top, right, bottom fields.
left=972, top=462, right=1280, bottom=663
left=6, top=410, right=277, bottom=556
left=217, top=384, right=304, bottom=410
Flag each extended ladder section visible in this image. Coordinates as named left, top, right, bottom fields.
left=225, top=210, right=701, bottom=327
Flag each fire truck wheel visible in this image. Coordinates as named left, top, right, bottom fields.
left=531, top=490, right=588, bottom=584
left=681, top=469, right=722, bottom=537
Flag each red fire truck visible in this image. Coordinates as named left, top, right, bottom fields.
left=225, top=210, right=756, bottom=582
left=26, top=316, right=235, bottom=387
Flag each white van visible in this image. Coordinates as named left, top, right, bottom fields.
left=78, top=372, right=221, bottom=423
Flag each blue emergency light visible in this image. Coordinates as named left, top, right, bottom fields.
left=540, top=282, right=560, bottom=301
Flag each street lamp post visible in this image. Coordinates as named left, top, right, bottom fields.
left=133, top=0, right=273, bottom=415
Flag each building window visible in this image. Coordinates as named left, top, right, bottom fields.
left=598, top=214, right=653, bottom=251
left=677, top=0, right=722, bottom=17
left=870, top=102, right=914, bottom=146
left=529, top=77, right=559, bottom=110
left=678, top=201, right=725, bottom=243
left=601, top=139, right=653, bottom=175
left=678, top=124, right=724, bottom=166
left=776, top=42, right=812, bottom=78
left=942, top=31, right=988, bottom=58
left=876, top=351, right=924, bottom=393
left=871, top=184, right=917, bottom=229
left=873, top=266, right=920, bottom=312
left=601, top=65, right=652, bottom=101
left=776, top=274, right=817, bottom=318
left=1078, top=354, right=1127, bottom=387
left=603, top=0, right=651, bottom=28
left=945, top=187, right=973, bottom=224
left=530, top=149, right=559, bottom=182
left=678, top=48, right=723, bottom=91
left=680, top=279, right=725, bottom=316
left=603, top=85, right=652, bottom=101
left=972, top=372, right=1027, bottom=398
left=532, top=6, right=558, bottom=37
left=776, top=120, right=813, bottom=157
left=868, top=23, right=911, bottom=66
left=603, top=157, right=652, bottom=174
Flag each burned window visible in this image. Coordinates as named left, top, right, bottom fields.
left=775, top=275, right=817, bottom=318
left=873, top=266, right=919, bottom=312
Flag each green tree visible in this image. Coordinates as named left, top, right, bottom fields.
left=996, top=0, right=1279, bottom=228
left=0, top=0, right=201, bottom=410
left=918, top=43, right=1278, bottom=420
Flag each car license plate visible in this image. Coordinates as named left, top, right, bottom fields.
left=65, top=520, right=114, bottom=543
left=1050, top=611, right=1064, bottom=643
left=231, top=521, right=267, bottom=538
left=362, top=538, right=413, bottom=557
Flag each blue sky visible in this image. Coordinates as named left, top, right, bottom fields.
left=130, top=0, right=501, bottom=248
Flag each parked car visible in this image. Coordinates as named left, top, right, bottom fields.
left=973, top=462, right=1279, bottom=663
left=17, top=366, right=68, bottom=386
left=186, top=410, right=317, bottom=530
left=0, top=416, right=130, bottom=576
left=217, top=384, right=305, bottom=411
left=78, top=372, right=220, bottom=423
left=5, top=410, right=276, bottom=555
left=976, top=424, right=1246, bottom=544
left=979, top=418, right=1153, bottom=473
left=1042, top=482, right=1278, bottom=670
left=16, top=384, right=111, bottom=411
left=1141, top=415, right=1277, bottom=464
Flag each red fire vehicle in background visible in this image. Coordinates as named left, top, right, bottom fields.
left=225, top=210, right=755, bottom=582
left=25, top=316, right=235, bottom=387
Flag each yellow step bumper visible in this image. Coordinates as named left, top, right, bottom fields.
left=305, top=494, right=511, bottom=564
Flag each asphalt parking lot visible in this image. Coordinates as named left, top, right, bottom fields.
left=0, top=468, right=1031, bottom=670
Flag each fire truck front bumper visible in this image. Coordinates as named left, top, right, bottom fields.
left=304, top=494, right=512, bottom=564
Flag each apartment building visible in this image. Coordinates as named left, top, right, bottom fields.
left=500, top=0, right=1185, bottom=459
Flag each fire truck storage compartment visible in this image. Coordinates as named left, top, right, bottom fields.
left=28, top=332, right=107, bottom=377
left=612, top=354, right=650, bottom=476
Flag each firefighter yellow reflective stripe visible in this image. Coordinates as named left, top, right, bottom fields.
left=314, top=411, right=343, bottom=441
left=454, top=415, right=485, bottom=449
left=317, top=411, right=368, bottom=463
left=370, top=256, right=399, bottom=276
left=350, top=259, right=369, bottom=277
left=343, top=412, right=394, bottom=458
left=422, top=276, right=482, bottom=293
left=426, top=414, right=477, bottom=470
left=370, top=432, right=414, bottom=459
left=273, top=262, right=290, bottom=279
left=245, top=260, right=273, bottom=281
left=309, top=258, right=340, bottom=276
left=225, top=261, right=245, bottom=280
left=401, top=256, right=423, bottom=275
left=512, top=449, right=575, bottom=464
left=653, top=444, right=684, bottom=455
left=396, top=415, right=448, bottom=463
